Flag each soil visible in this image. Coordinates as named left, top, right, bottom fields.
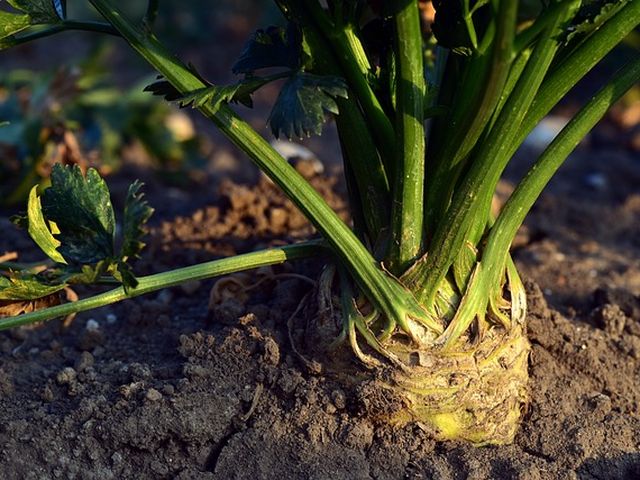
left=1, top=134, right=639, bottom=479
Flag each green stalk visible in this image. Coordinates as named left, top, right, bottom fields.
left=0, top=242, right=320, bottom=330
left=295, top=0, right=397, bottom=172
left=439, top=57, right=640, bottom=347
left=424, top=0, right=516, bottom=233
left=388, top=0, right=426, bottom=272
left=483, top=57, right=640, bottom=300
left=287, top=16, right=391, bottom=250
left=0, top=20, right=118, bottom=48
left=88, top=0, right=442, bottom=338
left=335, top=97, right=391, bottom=245
left=514, top=0, right=640, bottom=151
left=407, top=1, right=579, bottom=306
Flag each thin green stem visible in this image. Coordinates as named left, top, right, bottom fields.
left=335, top=97, right=391, bottom=247
left=282, top=15, right=391, bottom=251
left=388, top=0, right=426, bottom=273
left=424, top=0, right=516, bottom=233
left=0, top=242, right=322, bottom=330
left=483, top=57, right=640, bottom=296
left=514, top=0, right=640, bottom=151
left=0, top=20, right=118, bottom=48
left=438, top=56, right=640, bottom=348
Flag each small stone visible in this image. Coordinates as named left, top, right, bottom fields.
left=331, top=389, right=347, bottom=410
left=85, top=319, right=100, bottom=331
left=157, top=290, right=173, bottom=305
left=324, top=403, right=337, bottom=414
left=105, top=313, right=118, bottom=325
left=269, top=208, right=288, bottom=230
left=119, top=381, right=143, bottom=399
left=74, top=351, right=95, bottom=372
left=145, top=388, right=163, bottom=402
left=56, top=367, right=77, bottom=385
left=587, top=392, right=611, bottom=419
left=238, top=313, right=258, bottom=326
left=262, top=337, right=280, bottom=366
left=162, top=384, right=175, bottom=396
left=591, top=303, right=627, bottom=336
left=41, top=384, right=54, bottom=402
left=129, top=363, right=152, bottom=381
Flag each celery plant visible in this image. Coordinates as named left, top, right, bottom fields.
left=1, top=0, right=639, bottom=445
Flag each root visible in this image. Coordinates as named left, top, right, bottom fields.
left=286, top=292, right=322, bottom=374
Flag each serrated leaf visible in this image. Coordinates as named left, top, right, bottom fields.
left=148, top=76, right=272, bottom=111
left=121, top=180, right=153, bottom=261
left=114, top=261, right=138, bottom=292
left=268, top=73, right=348, bottom=139
left=431, top=0, right=473, bottom=51
left=178, top=76, right=276, bottom=110
left=26, top=186, right=67, bottom=264
left=7, top=0, right=60, bottom=23
left=564, top=0, right=631, bottom=44
left=0, top=273, right=66, bottom=301
left=64, top=261, right=109, bottom=285
left=178, top=84, right=247, bottom=109
left=144, top=78, right=182, bottom=102
left=232, top=23, right=302, bottom=74
left=40, top=164, right=116, bottom=264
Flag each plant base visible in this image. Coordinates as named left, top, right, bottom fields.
left=377, top=324, right=530, bottom=445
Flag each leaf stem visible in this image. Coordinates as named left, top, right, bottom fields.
left=514, top=0, right=640, bottom=150
left=388, top=0, right=426, bottom=273
left=424, top=0, right=516, bottom=233
left=483, top=57, right=640, bottom=297
left=294, top=0, right=397, bottom=172
left=1, top=20, right=118, bottom=48
left=0, top=242, right=323, bottom=330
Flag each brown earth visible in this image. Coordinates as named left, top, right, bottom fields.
left=1, top=136, right=639, bottom=479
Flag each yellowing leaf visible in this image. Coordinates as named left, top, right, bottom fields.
left=27, top=186, right=67, bottom=264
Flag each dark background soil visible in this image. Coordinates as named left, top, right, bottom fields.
left=1, top=3, right=640, bottom=478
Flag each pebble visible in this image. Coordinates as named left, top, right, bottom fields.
left=162, top=384, right=175, bottom=396
left=331, top=389, right=347, bottom=410
left=145, top=388, right=163, bottom=402
left=261, top=337, right=280, bottom=366
left=56, top=367, right=77, bottom=385
left=85, top=319, right=100, bottom=331
left=74, top=352, right=95, bottom=372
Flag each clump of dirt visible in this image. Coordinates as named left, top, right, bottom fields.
left=1, top=146, right=639, bottom=478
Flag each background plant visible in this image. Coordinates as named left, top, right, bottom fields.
left=0, top=0, right=639, bottom=445
left=0, top=46, right=208, bottom=206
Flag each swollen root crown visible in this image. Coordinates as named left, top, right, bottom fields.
left=378, top=323, right=530, bottom=445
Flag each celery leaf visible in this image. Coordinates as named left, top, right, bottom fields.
left=40, top=164, right=115, bottom=264
left=0, top=273, right=66, bottom=301
left=268, top=73, right=348, bottom=139
left=121, top=180, right=153, bottom=261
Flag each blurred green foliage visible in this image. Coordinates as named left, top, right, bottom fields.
left=0, top=45, right=205, bottom=206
